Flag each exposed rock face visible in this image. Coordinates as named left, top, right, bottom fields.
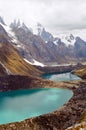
left=74, top=37, right=86, bottom=58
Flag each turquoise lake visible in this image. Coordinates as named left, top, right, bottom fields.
left=0, top=88, right=73, bottom=124
left=42, top=72, right=81, bottom=82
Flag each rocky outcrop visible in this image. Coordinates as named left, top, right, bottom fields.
left=66, top=122, right=86, bottom=130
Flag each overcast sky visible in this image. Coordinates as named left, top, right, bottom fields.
left=0, top=0, right=86, bottom=36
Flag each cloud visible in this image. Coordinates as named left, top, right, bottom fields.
left=0, top=0, right=86, bottom=35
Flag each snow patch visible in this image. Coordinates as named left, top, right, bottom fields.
left=45, top=41, right=48, bottom=43
left=24, top=59, right=45, bottom=67
left=24, top=59, right=32, bottom=64
left=15, top=19, right=23, bottom=28
left=11, top=38, right=18, bottom=43
left=37, top=23, right=44, bottom=36
left=16, top=44, right=22, bottom=48
left=53, top=39, right=59, bottom=45
left=33, top=59, right=45, bottom=67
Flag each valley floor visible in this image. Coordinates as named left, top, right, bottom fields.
left=0, top=75, right=85, bottom=130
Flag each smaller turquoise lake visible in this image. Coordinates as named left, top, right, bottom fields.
left=0, top=88, right=72, bottom=124
left=42, top=72, right=81, bottom=82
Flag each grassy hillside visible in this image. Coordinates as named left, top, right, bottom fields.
left=0, top=37, right=41, bottom=76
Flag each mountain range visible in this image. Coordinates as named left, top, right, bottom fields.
left=0, top=16, right=86, bottom=66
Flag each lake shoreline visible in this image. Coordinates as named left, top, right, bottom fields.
left=0, top=75, right=85, bottom=129
left=0, top=88, right=73, bottom=125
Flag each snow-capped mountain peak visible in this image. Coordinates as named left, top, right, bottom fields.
left=57, top=33, right=76, bottom=46
left=37, top=23, right=44, bottom=36
left=65, top=34, right=74, bottom=42
left=10, top=19, right=33, bottom=35
left=36, top=23, right=53, bottom=42
left=10, top=19, right=24, bottom=29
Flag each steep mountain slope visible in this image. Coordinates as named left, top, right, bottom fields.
left=0, top=23, right=41, bottom=76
